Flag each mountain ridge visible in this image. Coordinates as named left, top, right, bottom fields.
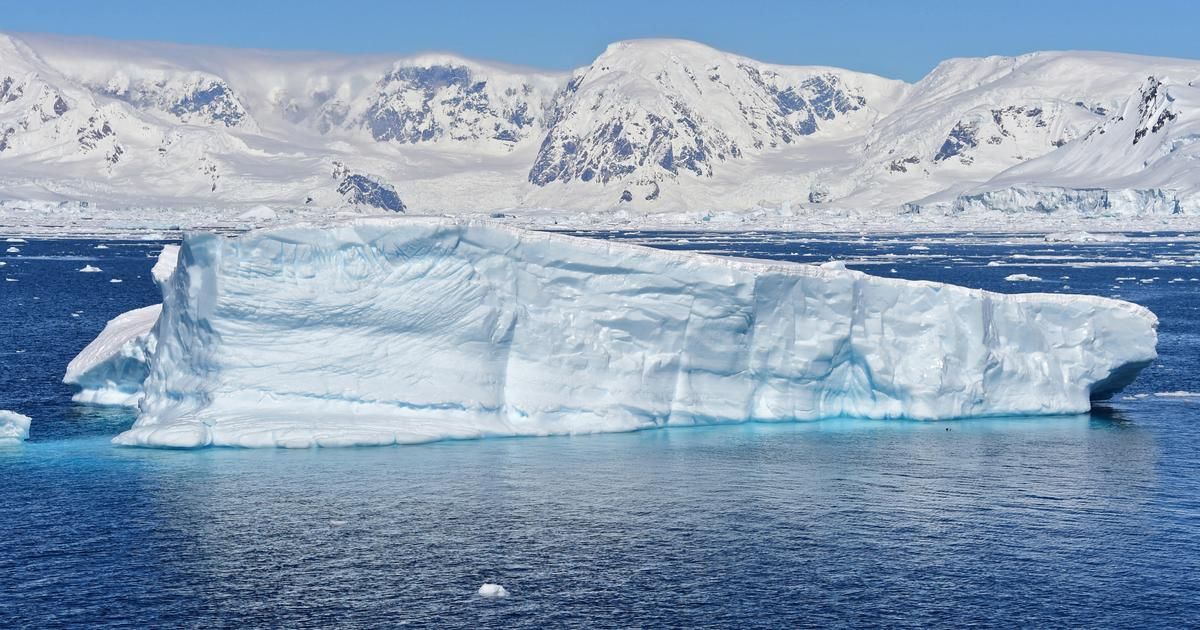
left=2, top=31, right=1199, bottom=223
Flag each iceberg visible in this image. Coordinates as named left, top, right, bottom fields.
left=62, top=245, right=177, bottom=406
left=478, top=584, right=510, bottom=598
left=0, top=410, right=31, bottom=441
left=98, top=217, right=1158, bottom=448
left=63, top=304, right=161, bottom=405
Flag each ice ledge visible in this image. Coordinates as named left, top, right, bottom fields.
left=109, top=216, right=1157, bottom=448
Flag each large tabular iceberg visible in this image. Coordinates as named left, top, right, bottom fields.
left=98, top=218, right=1155, bottom=448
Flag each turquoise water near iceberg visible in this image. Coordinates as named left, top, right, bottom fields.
left=1, top=233, right=1198, bottom=627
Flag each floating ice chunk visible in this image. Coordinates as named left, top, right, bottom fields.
left=1005, top=274, right=1042, bottom=282
left=0, top=411, right=31, bottom=442
left=79, top=265, right=102, bottom=273
left=478, top=584, right=509, bottom=598
left=62, top=246, right=182, bottom=405
left=63, top=304, right=161, bottom=406
left=909, top=245, right=930, bottom=251
left=5, top=247, right=19, bottom=253
left=987, top=261, right=1004, bottom=267
left=5, top=238, right=26, bottom=243
left=105, top=218, right=1158, bottom=449
left=109, top=278, right=122, bottom=283
left=1153, top=391, right=1199, bottom=398
left=1044, top=231, right=1125, bottom=243
left=94, top=244, right=109, bottom=250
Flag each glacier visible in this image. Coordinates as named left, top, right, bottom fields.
left=94, top=218, right=1158, bottom=449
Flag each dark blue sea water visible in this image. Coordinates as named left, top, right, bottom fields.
left=1, top=233, right=1198, bottom=628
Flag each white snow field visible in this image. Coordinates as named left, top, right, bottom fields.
left=62, top=245, right=177, bottom=405
left=101, top=218, right=1157, bottom=448
left=2, top=32, right=1200, bottom=235
left=0, top=410, right=31, bottom=441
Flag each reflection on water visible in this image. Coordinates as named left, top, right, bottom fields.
left=3, top=411, right=1187, bottom=627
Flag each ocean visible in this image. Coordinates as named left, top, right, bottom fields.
left=1, top=232, right=1197, bottom=627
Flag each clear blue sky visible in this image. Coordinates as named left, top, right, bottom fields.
left=7, top=0, right=1199, bottom=81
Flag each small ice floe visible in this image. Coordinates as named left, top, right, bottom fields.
left=0, top=410, right=31, bottom=442
left=986, top=261, right=1004, bottom=267
left=0, top=261, right=6, bottom=266
left=5, top=278, right=16, bottom=282
left=79, top=265, right=102, bottom=273
left=109, top=278, right=122, bottom=283
left=1154, top=391, right=1200, bottom=398
left=909, top=245, right=930, bottom=251
left=1005, top=274, right=1042, bottom=282
left=1044, top=231, right=1124, bottom=243
left=1140, top=278, right=1157, bottom=284
left=329, top=520, right=348, bottom=527
left=477, top=583, right=510, bottom=599
left=5, top=238, right=26, bottom=243
left=94, top=244, right=109, bottom=250
left=5, top=246, right=19, bottom=253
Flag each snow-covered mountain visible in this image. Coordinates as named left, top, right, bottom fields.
left=2, top=32, right=1199, bottom=223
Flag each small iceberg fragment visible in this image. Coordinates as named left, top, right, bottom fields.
left=79, top=265, right=102, bottom=273
left=62, top=245, right=178, bottom=406
left=5, top=246, right=19, bottom=253
left=63, top=304, right=161, bottom=405
left=0, top=410, right=31, bottom=442
left=109, top=278, right=122, bottom=283
left=95, top=244, right=109, bottom=250
left=478, top=584, right=509, bottom=598
left=5, top=238, right=26, bottom=243
left=1005, top=273, right=1042, bottom=282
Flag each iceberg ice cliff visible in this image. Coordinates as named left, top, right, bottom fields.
left=99, top=218, right=1156, bottom=448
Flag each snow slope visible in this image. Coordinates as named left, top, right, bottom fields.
left=5, top=32, right=1197, bottom=227
left=108, top=218, right=1157, bottom=448
left=911, top=76, right=1200, bottom=215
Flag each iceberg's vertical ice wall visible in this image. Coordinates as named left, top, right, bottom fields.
left=115, top=218, right=1157, bottom=448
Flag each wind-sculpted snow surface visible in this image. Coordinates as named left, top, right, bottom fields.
left=114, top=219, right=1157, bottom=448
